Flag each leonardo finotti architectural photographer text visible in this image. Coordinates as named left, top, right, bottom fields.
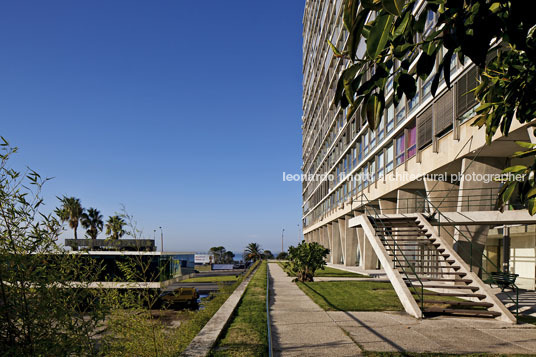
left=282, top=171, right=525, bottom=184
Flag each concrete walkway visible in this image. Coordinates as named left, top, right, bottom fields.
left=269, top=263, right=536, bottom=355
left=268, top=263, right=362, bottom=356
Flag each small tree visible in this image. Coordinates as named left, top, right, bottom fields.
left=209, top=246, right=226, bottom=263
left=276, top=252, right=288, bottom=260
left=263, top=250, right=274, bottom=259
left=56, top=196, right=84, bottom=239
left=106, top=215, right=126, bottom=240
left=244, top=243, right=263, bottom=262
left=81, top=207, right=104, bottom=240
left=0, top=138, right=108, bottom=355
left=287, top=241, right=330, bottom=282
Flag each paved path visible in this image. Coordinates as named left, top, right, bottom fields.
left=269, top=263, right=536, bottom=355
left=327, top=311, right=536, bottom=354
left=268, top=263, right=362, bottom=356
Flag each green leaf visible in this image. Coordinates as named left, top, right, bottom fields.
left=361, top=0, right=383, bottom=11
left=393, top=11, right=411, bottom=37
left=527, top=186, right=536, bottom=199
left=365, top=93, right=384, bottom=130
left=348, top=9, right=371, bottom=60
left=327, top=40, right=342, bottom=57
left=398, top=73, right=417, bottom=99
left=503, top=165, right=527, bottom=173
left=528, top=198, right=536, bottom=216
left=443, top=49, right=453, bottom=88
left=512, top=149, right=536, bottom=159
left=381, top=0, right=405, bottom=16
left=366, top=13, right=394, bottom=59
left=343, top=0, right=359, bottom=32
left=516, top=141, right=536, bottom=149
left=501, top=182, right=517, bottom=204
left=416, top=52, right=436, bottom=80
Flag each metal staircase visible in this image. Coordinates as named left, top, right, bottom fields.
left=354, top=211, right=517, bottom=323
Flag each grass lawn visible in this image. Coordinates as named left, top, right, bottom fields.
left=210, top=261, right=268, bottom=356
left=182, top=275, right=238, bottom=283
left=195, top=265, right=213, bottom=272
left=315, top=266, right=369, bottom=278
left=297, top=281, right=404, bottom=311
left=278, top=262, right=368, bottom=278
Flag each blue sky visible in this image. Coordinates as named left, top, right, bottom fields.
left=0, top=0, right=305, bottom=254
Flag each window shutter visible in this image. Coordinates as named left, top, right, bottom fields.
left=417, top=106, right=433, bottom=149
left=456, top=66, right=478, bottom=118
left=434, top=90, right=453, bottom=135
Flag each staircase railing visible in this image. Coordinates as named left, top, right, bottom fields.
left=358, top=193, right=426, bottom=317
left=410, top=190, right=520, bottom=318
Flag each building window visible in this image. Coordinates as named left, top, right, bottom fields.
left=363, top=131, right=369, bottom=155
left=377, top=152, right=384, bottom=179
left=396, top=99, right=406, bottom=125
left=408, top=89, right=420, bottom=112
left=387, top=104, right=394, bottom=133
left=363, top=163, right=368, bottom=188
left=377, top=114, right=385, bottom=142
left=369, top=159, right=376, bottom=183
left=357, top=141, right=362, bottom=162
left=422, top=74, right=433, bottom=100
left=396, top=134, right=405, bottom=166
left=407, top=125, right=417, bottom=158
left=386, top=143, right=394, bottom=173
left=369, top=129, right=376, bottom=150
left=357, top=169, right=362, bottom=191
left=352, top=147, right=357, bottom=168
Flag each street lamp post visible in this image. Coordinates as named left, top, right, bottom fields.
left=297, top=223, right=301, bottom=243
left=159, top=226, right=163, bottom=253
left=281, top=228, right=285, bottom=254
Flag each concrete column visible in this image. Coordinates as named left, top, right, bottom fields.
left=338, top=218, right=347, bottom=264
left=325, top=224, right=333, bottom=262
left=342, top=214, right=358, bottom=266
left=454, top=158, right=502, bottom=275
left=353, top=212, right=378, bottom=269
left=331, top=221, right=343, bottom=264
left=424, top=178, right=459, bottom=246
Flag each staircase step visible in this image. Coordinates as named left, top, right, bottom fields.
left=423, top=307, right=500, bottom=317
left=411, top=284, right=479, bottom=291
left=407, top=271, right=467, bottom=276
left=378, top=233, right=432, bottom=237
left=382, top=238, right=435, bottom=242
left=375, top=225, right=425, bottom=230
left=396, top=265, right=460, bottom=270
left=422, top=291, right=486, bottom=299
left=405, top=277, right=473, bottom=283
left=416, top=299, right=494, bottom=308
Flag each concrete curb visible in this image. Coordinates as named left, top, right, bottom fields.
left=181, top=264, right=259, bottom=357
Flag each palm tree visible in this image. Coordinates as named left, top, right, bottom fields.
left=105, top=215, right=126, bottom=240
left=81, top=208, right=104, bottom=240
left=56, top=196, right=84, bottom=240
left=245, top=243, right=263, bottom=262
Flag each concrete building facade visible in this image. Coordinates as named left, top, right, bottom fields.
left=301, top=0, right=536, bottom=291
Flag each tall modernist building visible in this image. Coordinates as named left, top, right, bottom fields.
left=301, top=0, right=535, bottom=320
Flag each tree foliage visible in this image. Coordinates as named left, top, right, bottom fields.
left=286, top=241, right=330, bottom=282
left=81, top=207, right=104, bottom=240
left=244, top=242, right=263, bottom=262
left=331, top=0, right=536, bottom=212
left=56, top=195, right=84, bottom=239
left=106, top=215, right=126, bottom=240
left=0, top=138, right=108, bottom=355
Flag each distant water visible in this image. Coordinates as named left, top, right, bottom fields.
left=233, top=253, right=243, bottom=262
